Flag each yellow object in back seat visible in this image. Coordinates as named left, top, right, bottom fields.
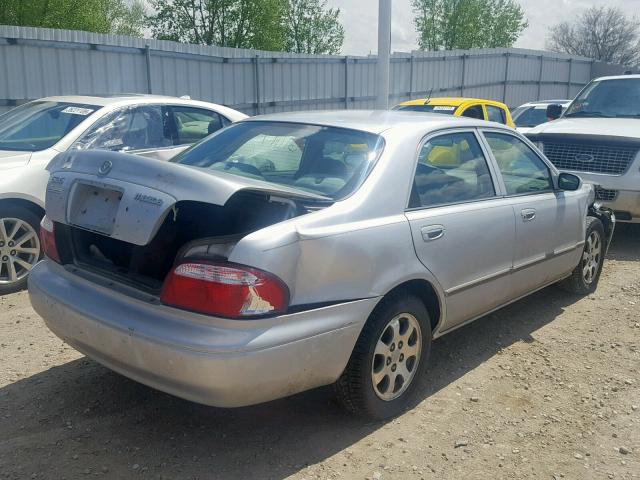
left=428, top=146, right=457, bottom=166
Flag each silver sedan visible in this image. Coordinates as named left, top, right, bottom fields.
left=28, top=111, right=614, bottom=418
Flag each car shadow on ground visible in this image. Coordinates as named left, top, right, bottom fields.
left=607, top=222, right=640, bottom=262
left=0, top=225, right=637, bottom=479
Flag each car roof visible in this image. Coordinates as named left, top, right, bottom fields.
left=244, top=109, right=497, bottom=135
left=594, top=74, right=640, bottom=82
left=36, top=94, right=186, bottom=106
left=35, top=94, right=226, bottom=109
left=518, top=99, right=572, bottom=108
left=32, top=94, right=248, bottom=122
left=398, top=97, right=508, bottom=108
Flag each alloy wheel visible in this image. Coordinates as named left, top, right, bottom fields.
left=371, top=313, right=422, bottom=401
left=0, top=217, right=41, bottom=286
left=582, top=230, right=601, bottom=284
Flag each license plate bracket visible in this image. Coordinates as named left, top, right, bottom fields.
left=68, top=182, right=123, bottom=235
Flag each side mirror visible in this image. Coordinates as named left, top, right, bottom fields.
left=546, top=104, right=562, bottom=121
left=558, top=172, right=581, bottom=191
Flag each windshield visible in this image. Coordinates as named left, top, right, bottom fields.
left=564, top=78, right=640, bottom=118
left=393, top=104, right=457, bottom=115
left=0, top=101, right=99, bottom=151
left=513, top=106, right=552, bottom=127
left=173, top=121, right=385, bottom=200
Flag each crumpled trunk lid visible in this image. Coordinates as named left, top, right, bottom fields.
left=46, top=150, right=325, bottom=246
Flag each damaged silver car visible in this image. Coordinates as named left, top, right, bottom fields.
left=28, top=111, right=614, bottom=418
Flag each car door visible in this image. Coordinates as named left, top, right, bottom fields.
left=405, top=129, right=516, bottom=332
left=480, top=130, right=582, bottom=299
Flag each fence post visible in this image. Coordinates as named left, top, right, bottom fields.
left=502, top=52, right=510, bottom=103
left=344, top=56, right=349, bottom=110
left=409, top=54, right=414, bottom=100
left=566, top=58, right=573, bottom=98
left=254, top=55, right=261, bottom=115
left=144, top=45, right=152, bottom=94
left=536, top=55, right=544, bottom=100
left=460, top=54, right=467, bottom=96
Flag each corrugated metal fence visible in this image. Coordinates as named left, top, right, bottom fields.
left=0, top=25, right=626, bottom=115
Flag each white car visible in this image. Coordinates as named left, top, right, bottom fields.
left=526, top=75, right=640, bottom=223
left=511, top=99, right=571, bottom=134
left=0, top=94, right=247, bottom=293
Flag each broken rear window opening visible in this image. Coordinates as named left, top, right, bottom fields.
left=172, top=121, right=385, bottom=200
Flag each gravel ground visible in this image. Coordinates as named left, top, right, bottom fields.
left=0, top=224, right=638, bottom=480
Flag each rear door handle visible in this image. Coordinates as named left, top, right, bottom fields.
left=521, top=208, right=536, bottom=222
left=420, top=225, right=445, bottom=242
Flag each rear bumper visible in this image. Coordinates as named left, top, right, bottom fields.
left=28, top=260, right=377, bottom=407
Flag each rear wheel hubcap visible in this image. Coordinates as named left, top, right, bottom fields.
left=0, top=218, right=40, bottom=286
left=371, top=313, right=422, bottom=401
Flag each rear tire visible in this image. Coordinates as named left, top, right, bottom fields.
left=334, top=293, right=432, bottom=419
left=0, top=206, right=43, bottom=295
left=559, top=216, right=605, bottom=295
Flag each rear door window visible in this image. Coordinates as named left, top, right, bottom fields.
left=170, top=106, right=228, bottom=145
left=486, top=105, right=507, bottom=124
left=410, top=131, right=496, bottom=208
left=460, top=104, right=485, bottom=120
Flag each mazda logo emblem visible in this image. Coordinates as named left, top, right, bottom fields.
left=98, top=160, right=113, bottom=175
left=574, top=153, right=594, bottom=163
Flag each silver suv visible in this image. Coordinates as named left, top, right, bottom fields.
left=526, top=75, right=640, bottom=223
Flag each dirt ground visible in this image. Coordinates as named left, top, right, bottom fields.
left=0, top=225, right=638, bottom=480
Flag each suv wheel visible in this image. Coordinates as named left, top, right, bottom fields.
left=0, top=206, right=42, bottom=295
left=559, top=216, right=605, bottom=295
left=335, top=293, right=432, bottom=419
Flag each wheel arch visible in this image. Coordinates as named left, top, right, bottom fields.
left=379, top=279, right=443, bottom=333
left=0, top=197, right=45, bottom=221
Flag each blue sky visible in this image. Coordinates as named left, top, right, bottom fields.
left=329, top=0, right=640, bottom=55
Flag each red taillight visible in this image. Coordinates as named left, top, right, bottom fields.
left=39, top=216, right=60, bottom=263
left=160, top=261, right=289, bottom=318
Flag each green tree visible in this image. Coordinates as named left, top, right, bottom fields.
left=412, top=0, right=528, bottom=50
left=0, top=0, right=146, bottom=37
left=283, top=0, right=344, bottom=54
left=147, top=0, right=286, bottom=51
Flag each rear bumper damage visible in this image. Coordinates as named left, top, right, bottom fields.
left=29, top=260, right=377, bottom=407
